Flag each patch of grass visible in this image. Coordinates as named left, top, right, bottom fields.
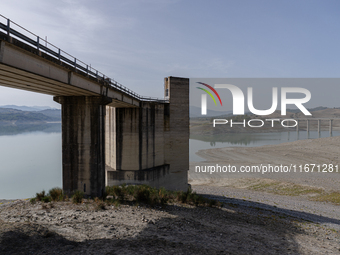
left=249, top=179, right=340, bottom=205
left=250, top=182, right=278, bottom=191
left=249, top=180, right=323, bottom=197
left=312, top=192, right=340, bottom=204
left=49, top=187, right=64, bottom=201
left=72, top=190, right=84, bottom=204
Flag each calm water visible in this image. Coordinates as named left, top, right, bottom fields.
left=0, top=125, right=62, bottom=199
left=0, top=125, right=339, bottom=199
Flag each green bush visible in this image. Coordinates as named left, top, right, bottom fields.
left=35, top=190, right=52, bottom=203
left=177, top=190, right=189, bottom=203
left=106, top=185, right=125, bottom=201
left=135, top=185, right=152, bottom=203
left=36, top=190, right=46, bottom=201
left=126, top=185, right=136, bottom=196
left=188, top=191, right=206, bottom=206
left=72, top=190, right=84, bottom=204
left=158, top=187, right=169, bottom=205
left=41, top=196, right=52, bottom=203
left=49, top=187, right=63, bottom=201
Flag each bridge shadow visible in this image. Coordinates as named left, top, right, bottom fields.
left=1, top=197, right=325, bottom=255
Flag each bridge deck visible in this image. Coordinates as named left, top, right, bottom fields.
left=0, top=15, right=167, bottom=107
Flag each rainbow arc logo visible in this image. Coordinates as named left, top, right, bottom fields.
left=196, top=82, right=222, bottom=115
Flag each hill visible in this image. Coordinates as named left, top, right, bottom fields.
left=0, top=105, right=57, bottom=112
left=0, top=108, right=61, bottom=125
left=38, top=109, right=61, bottom=120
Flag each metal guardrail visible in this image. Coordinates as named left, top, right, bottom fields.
left=0, top=14, right=167, bottom=103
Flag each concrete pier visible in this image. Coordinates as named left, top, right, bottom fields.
left=306, top=119, right=309, bottom=133
left=294, top=118, right=337, bottom=140
left=307, top=120, right=310, bottom=139
left=105, top=77, right=189, bottom=191
left=54, top=96, right=112, bottom=197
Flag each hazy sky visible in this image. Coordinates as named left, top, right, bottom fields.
left=1, top=0, right=340, bottom=108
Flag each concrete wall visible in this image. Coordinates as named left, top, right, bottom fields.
left=106, top=76, right=189, bottom=191
left=54, top=96, right=111, bottom=197
left=114, top=102, right=166, bottom=171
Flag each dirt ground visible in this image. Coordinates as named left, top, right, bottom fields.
left=1, top=199, right=340, bottom=255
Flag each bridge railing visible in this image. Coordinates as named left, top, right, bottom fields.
left=0, top=14, right=168, bottom=103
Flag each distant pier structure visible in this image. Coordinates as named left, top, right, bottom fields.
left=294, top=118, right=339, bottom=139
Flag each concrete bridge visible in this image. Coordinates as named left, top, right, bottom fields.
left=0, top=15, right=189, bottom=197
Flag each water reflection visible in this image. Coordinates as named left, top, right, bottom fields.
left=0, top=123, right=61, bottom=136
left=191, top=132, right=280, bottom=147
left=0, top=130, right=62, bottom=199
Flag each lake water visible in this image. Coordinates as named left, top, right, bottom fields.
left=0, top=125, right=339, bottom=199
left=0, top=124, right=62, bottom=199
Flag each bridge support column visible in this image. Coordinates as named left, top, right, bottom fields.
left=105, top=76, right=189, bottom=191
left=54, top=96, right=112, bottom=197
left=163, top=77, right=189, bottom=190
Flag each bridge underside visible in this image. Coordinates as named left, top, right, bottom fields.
left=0, top=63, right=96, bottom=96
left=0, top=38, right=140, bottom=108
left=0, top=35, right=189, bottom=197
left=0, top=63, right=138, bottom=108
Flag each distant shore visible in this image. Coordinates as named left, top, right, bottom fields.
left=190, top=108, right=340, bottom=135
